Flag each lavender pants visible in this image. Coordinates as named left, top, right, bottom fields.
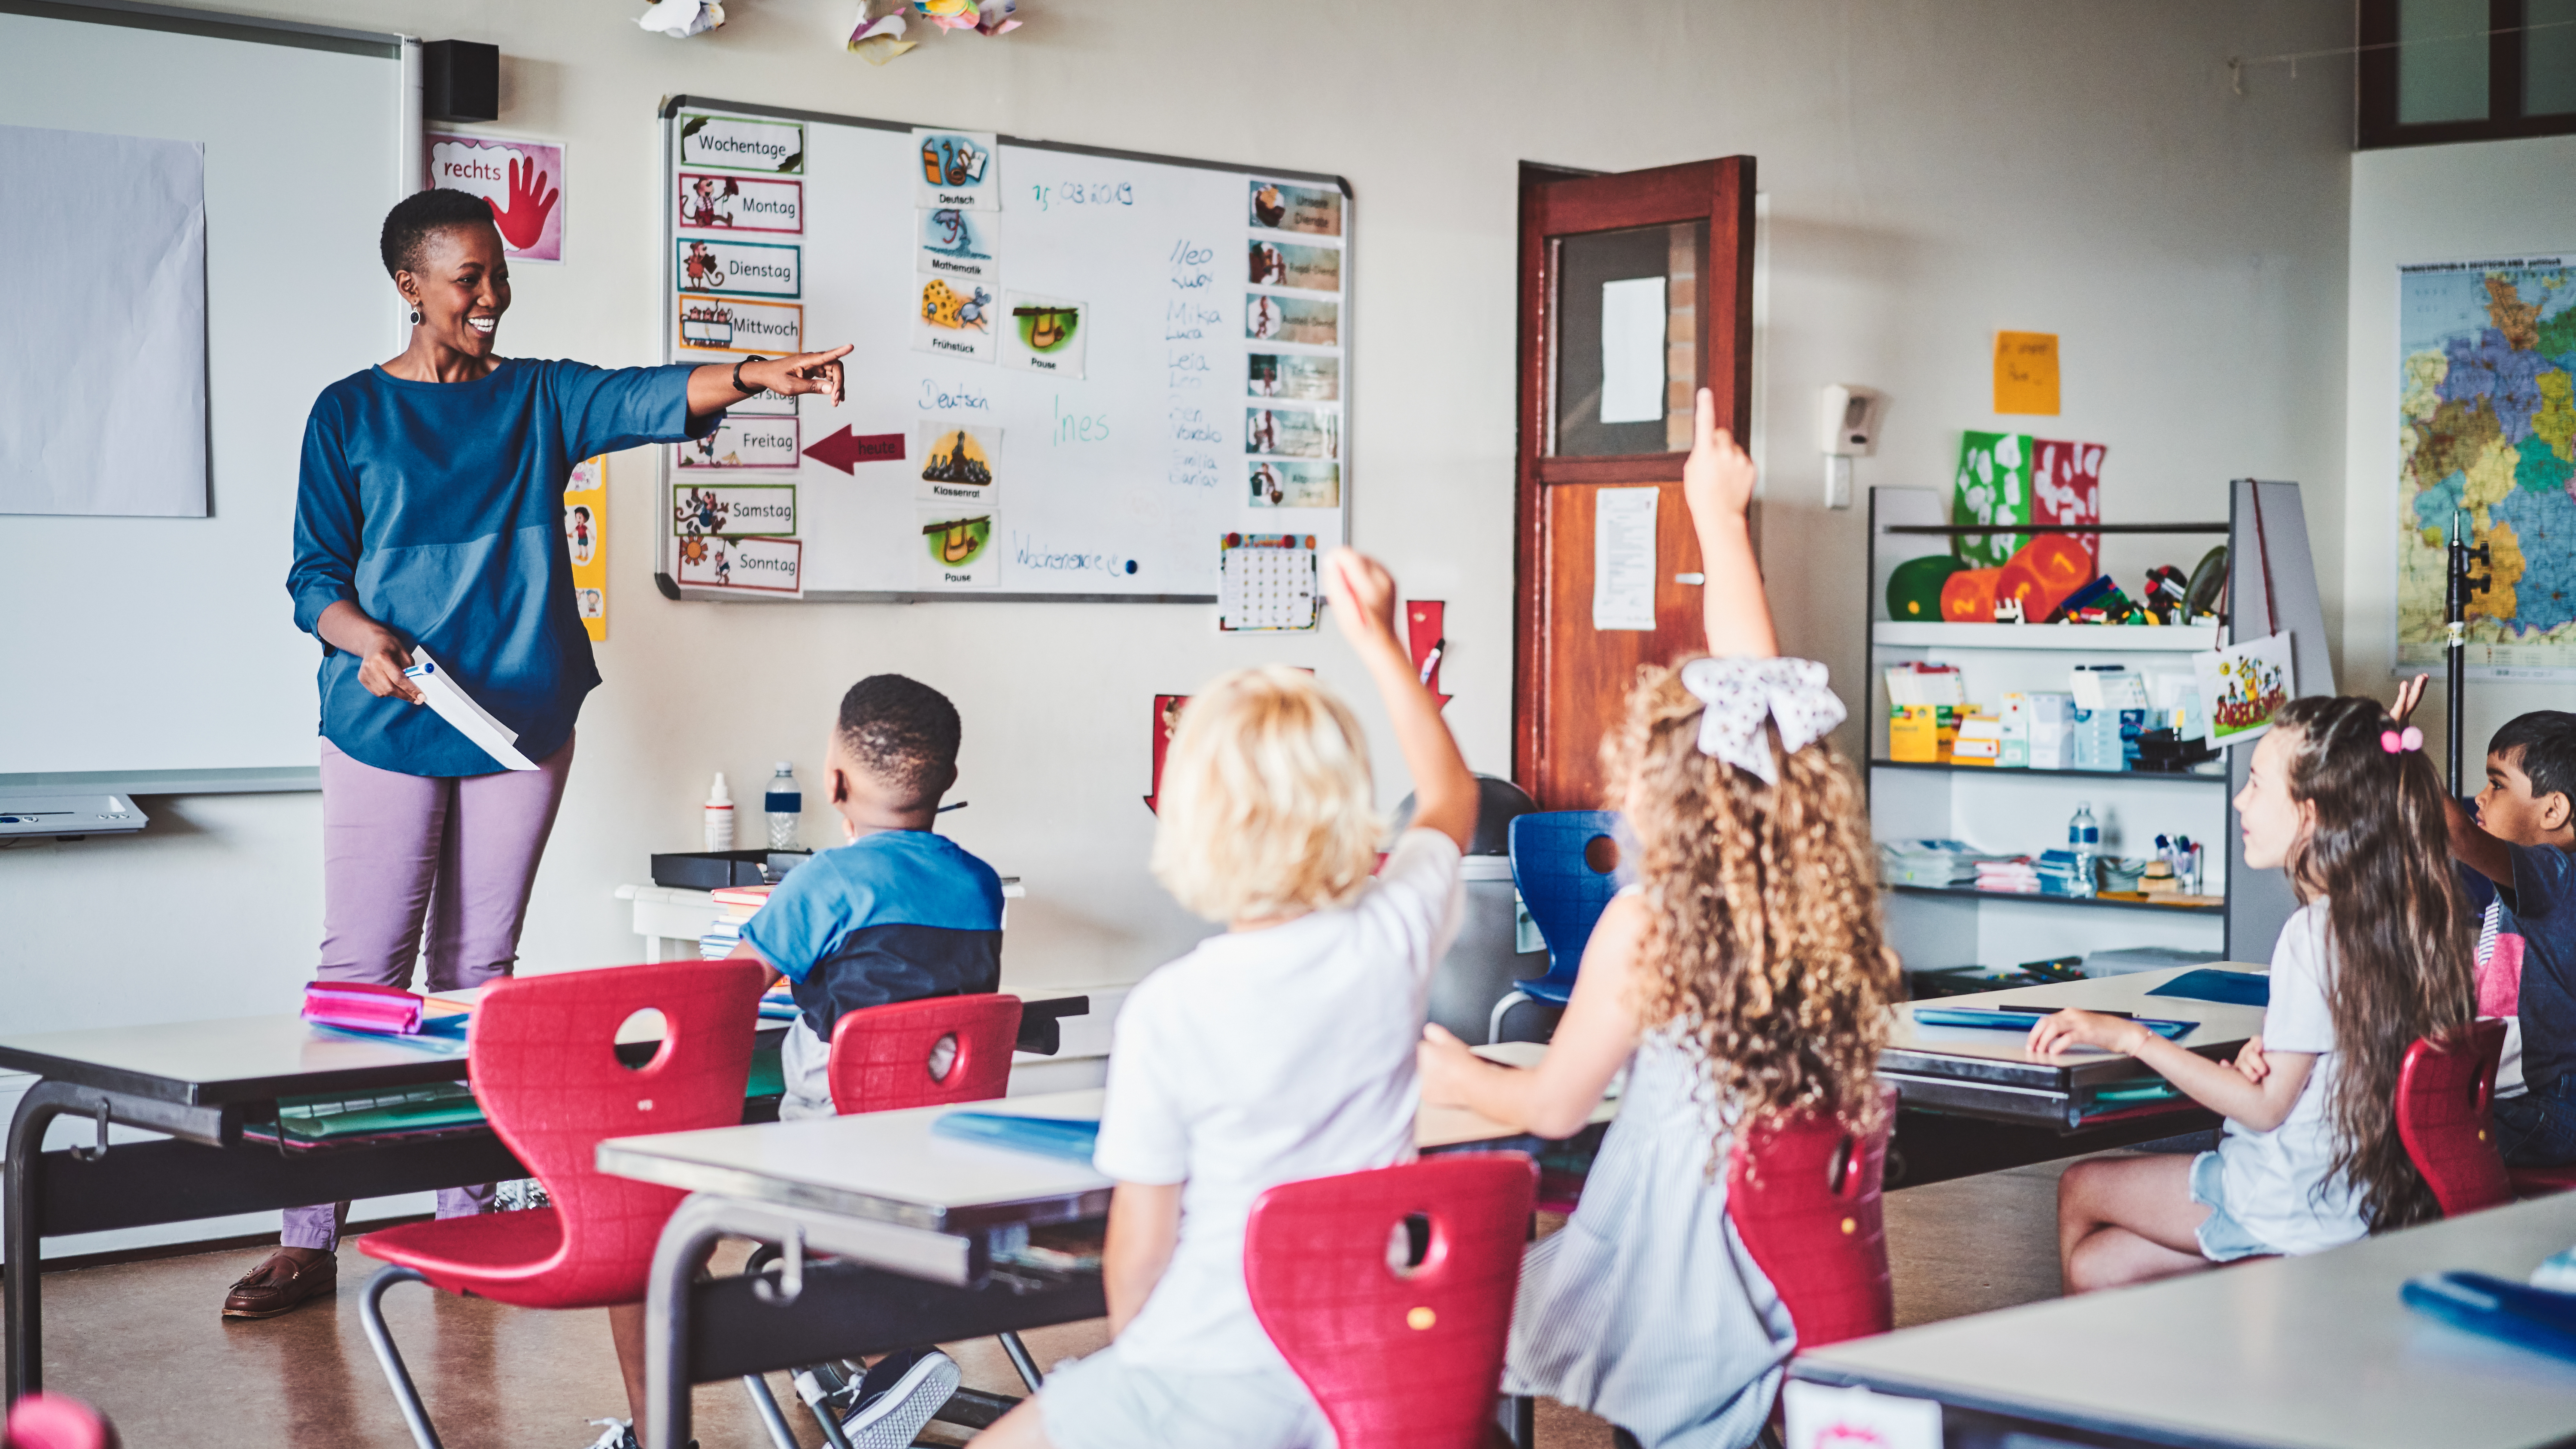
left=279, top=734, right=575, bottom=1250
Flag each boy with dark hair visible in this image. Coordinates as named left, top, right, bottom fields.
left=598, top=674, right=1002, bottom=1449
left=2394, top=680, right=2576, bottom=1168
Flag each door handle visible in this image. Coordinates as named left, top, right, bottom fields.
left=1674, top=572, right=1705, bottom=586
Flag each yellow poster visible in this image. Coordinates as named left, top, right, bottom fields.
left=1993, top=331, right=2061, bottom=415
left=564, top=455, right=608, bottom=641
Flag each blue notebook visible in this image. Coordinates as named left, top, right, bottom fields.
left=933, top=1112, right=1101, bottom=1163
left=1910, top=1005, right=2197, bottom=1040
left=2145, top=969, right=2270, bottom=1008
left=2403, top=1272, right=2576, bottom=1362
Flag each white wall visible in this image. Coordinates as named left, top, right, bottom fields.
left=4, top=1, right=2357, bottom=1044
left=2343, top=134, right=2576, bottom=770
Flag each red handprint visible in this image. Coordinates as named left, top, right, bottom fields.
left=486, top=156, right=559, bottom=251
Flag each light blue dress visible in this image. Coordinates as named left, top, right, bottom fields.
left=1504, top=1027, right=1794, bottom=1449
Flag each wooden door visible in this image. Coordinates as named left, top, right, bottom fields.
left=1514, top=158, right=1756, bottom=809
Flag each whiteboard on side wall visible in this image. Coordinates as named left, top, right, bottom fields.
left=659, top=97, right=1353, bottom=603
left=0, top=3, right=407, bottom=789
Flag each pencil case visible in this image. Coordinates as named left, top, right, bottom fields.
left=304, top=981, right=425, bottom=1035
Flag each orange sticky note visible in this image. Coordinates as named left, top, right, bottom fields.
left=1993, top=331, right=2060, bottom=415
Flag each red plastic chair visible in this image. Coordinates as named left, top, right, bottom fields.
left=1245, top=1154, right=1537, bottom=1449
left=2512, top=1161, right=2576, bottom=1196
left=828, top=992, right=1023, bottom=1114
left=2395, top=1020, right=2513, bottom=1218
left=355, top=960, right=765, bottom=1449
left=3, top=1393, right=117, bottom=1449
left=1724, top=1086, right=1897, bottom=1356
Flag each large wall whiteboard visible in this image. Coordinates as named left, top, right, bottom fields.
left=657, top=97, right=1352, bottom=604
left=0, top=2, right=406, bottom=787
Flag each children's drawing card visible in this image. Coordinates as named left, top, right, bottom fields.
left=920, top=207, right=997, bottom=282
left=1951, top=430, right=2033, bottom=568
left=1249, top=353, right=1340, bottom=401
left=671, top=483, right=796, bottom=536
left=679, top=112, right=805, bottom=175
left=914, top=128, right=999, bottom=211
left=917, top=421, right=1002, bottom=501
left=2032, top=437, right=2105, bottom=569
left=675, top=237, right=801, bottom=298
left=1246, top=407, right=1337, bottom=460
left=1219, top=532, right=1320, bottom=632
left=675, top=414, right=800, bottom=471
left=562, top=455, right=607, bottom=642
left=1248, top=239, right=1342, bottom=293
left=1247, top=294, right=1338, bottom=347
left=677, top=296, right=802, bottom=356
left=677, top=172, right=802, bottom=234
left=913, top=275, right=998, bottom=362
left=1249, top=179, right=1342, bottom=237
left=920, top=506, right=999, bottom=587
left=675, top=533, right=802, bottom=595
left=1003, top=292, right=1087, bottom=377
left=2194, top=631, right=2296, bottom=747
left=1249, top=462, right=1339, bottom=510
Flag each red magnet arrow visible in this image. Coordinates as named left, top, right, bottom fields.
left=803, top=426, right=905, bottom=474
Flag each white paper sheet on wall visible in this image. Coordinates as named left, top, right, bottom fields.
left=0, top=125, right=207, bottom=516
left=1598, top=275, right=1668, bottom=425
left=1592, top=486, right=1659, bottom=631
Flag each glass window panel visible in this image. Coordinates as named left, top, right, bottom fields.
left=2398, top=0, right=2492, bottom=124
left=2529, top=0, right=2576, bottom=115
left=1549, top=221, right=1704, bottom=457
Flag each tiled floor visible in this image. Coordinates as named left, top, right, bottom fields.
left=3, top=1160, right=2073, bottom=1448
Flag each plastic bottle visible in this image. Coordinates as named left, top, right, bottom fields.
left=703, top=772, right=735, bottom=851
left=2068, top=801, right=2099, bottom=897
left=765, top=762, right=801, bottom=849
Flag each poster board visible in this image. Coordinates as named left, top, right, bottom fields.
left=657, top=97, right=1352, bottom=603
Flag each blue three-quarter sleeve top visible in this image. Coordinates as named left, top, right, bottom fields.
left=286, top=359, right=717, bottom=778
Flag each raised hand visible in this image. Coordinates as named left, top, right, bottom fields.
left=1681, top=386, right=1757, bottom=529
left=1321, top=547, right=1400, bottom=650
left=2391, top=674, right=2428, bottom=727
left=489, top=157, right=559, bottom=251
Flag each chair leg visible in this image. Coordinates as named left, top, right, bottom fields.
left=1497, top=1393, right=1534, bottom=1448
left=790, top=1367, right=859, bottom=1449
left=741, top=1374, right=802, bottom=1449
left=998, top=1330, right=1045, bottom=1391
left=358, top=1265, right=444, bottom=1449
left=1489, top=990, right=1532, bottom=1045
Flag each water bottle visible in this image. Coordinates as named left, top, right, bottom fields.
left=2069, top=801, right=2099, bottom=897
left=765, top=761, right=802, bottom=849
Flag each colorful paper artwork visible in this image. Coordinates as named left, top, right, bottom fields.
left=426, top=132, right=564, bottom=262
left=1248, top=461, right=1339, bottom=509
left=914, top=128, right=1000, bottom=211
left=2194, top=631, right=2296, bottom=747
left=1248, top=239, right=1341, bottom=293
left=1952, top=431, right=2034, bottom=569
left=1004, top=292, right=1086, bottom=377
left=920, top=207, right=996, bottom=281
left=676, top=533, right=802, bottom=594
left=912, top=276, right=997, bottom=361
left=676, top=172, right=801, bottom=233
left=675, top=237, right=800, bottom=297
left=2031, top=437, right=2105, bottom=571
left=1246, top=295, right=1337, bottom=346
left=678, top=112, right=803, bottom=174
left=675, top=415, right=800, bottom=471
left=670, top=483, right=796, bottom=536
left=1249, top=353, right=1338, bottom=401
left=563, top=455, right=607, bottom=641
left=677, top=296, right=802, bottom=355
left=916, top=422, right=1002, bottom=501
left=920, top=507, right=999, bottom=586
left=1249, top=179, right=1341, bottom=237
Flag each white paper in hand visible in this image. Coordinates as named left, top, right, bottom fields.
left=401, top=647, right=538, bottom=771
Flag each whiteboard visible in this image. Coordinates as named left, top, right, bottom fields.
left=656, top=97, right=1352, bottom=604
left=0, top=2, right=406, bottom=787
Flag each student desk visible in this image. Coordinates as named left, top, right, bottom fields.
left=1789, top=1189, right=2576, bottom=1449
left=601, top=1060, right=1587, bottom=1449
left=1882, top=963, right=2266, bottom=1187
left=0, top=991, right=1088, bottom=1402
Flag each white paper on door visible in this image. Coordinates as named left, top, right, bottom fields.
left=1598, top=275, right=1668, bottom=425
left=1592, top=486, right=1659, bottom=631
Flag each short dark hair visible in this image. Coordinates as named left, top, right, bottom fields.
left=838, top=674, right=961, bottom=806
left=380, top=188, right=498, bottom=279
left=2492, top=711, right=2576, bottom=807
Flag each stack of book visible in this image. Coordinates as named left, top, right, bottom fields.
left=700, top=883, right=773, bottom=960
left=1881, top=839, right=2001, bottom=888
left=1972, top=857, right=2041, bottom=893
left=2034, top=849, right=2092, bottom=896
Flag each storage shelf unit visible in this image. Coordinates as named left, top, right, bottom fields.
left=1865, top=482, right=2332, bottom=974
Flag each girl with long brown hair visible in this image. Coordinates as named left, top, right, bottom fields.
left=2035, top=695, right=2476, bottom=1291
left=1418, top=390, right=1901, bottom=1449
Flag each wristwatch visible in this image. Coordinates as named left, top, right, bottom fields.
left=731, top=356, right=769, bottom=395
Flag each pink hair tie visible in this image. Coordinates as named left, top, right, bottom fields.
left=2381, top=726, right=2424, bottom=753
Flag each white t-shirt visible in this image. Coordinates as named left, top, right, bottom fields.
left=1093, top=828, right=1465, bottom=1373
left=2215, top=899, right=2368, bottom=1256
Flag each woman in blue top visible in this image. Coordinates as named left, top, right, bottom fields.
left=225, top=190, right=851, bottom=1324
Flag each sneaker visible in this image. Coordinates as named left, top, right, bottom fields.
left=581, top=1421, right=637, bottom=1449
left=838, top=1347, right=962, bottom=1449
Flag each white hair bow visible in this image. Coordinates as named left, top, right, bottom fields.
left=1677, top=656, right=1847, bottom=785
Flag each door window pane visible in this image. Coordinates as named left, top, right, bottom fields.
left=2398, top=0, right=2491, bottom=124
left=1549, top=221, right=1704, bottom=457
left=2530, top=0, right=2576, bottom=115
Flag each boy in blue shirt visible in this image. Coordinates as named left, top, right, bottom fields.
left=600, top=674, right=1002, bottom=1449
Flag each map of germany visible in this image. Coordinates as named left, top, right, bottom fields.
left=2399, top=256, right=2576, bottom=675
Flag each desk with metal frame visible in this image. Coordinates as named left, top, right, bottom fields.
left=0, top=992, right=1087, bottom=1403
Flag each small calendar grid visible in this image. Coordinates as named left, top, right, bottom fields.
left=1218, top=532, right=1318, bottom=632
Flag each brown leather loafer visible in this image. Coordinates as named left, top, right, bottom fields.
left=222, top=1249, right=337, bottom=1319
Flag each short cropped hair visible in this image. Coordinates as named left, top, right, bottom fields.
left=836, top=674, right=961, bottom=808
left=380, top=188, right=498, bottom=279
left=1149, top=666, right=1381, bottom=923
left=2492, top=711, right=2576, bottom=808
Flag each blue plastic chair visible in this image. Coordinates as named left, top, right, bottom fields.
left=1489, top=811, right=1625, bottom=1043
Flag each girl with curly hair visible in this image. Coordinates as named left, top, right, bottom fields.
left=2035, top=695, right=2476, bottom=1290
left=1418, top=389, right=1901, bottom=1449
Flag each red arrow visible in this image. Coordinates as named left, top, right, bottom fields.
left=1146, top=693, right=1188, bottom=814
left=1407, top=601, right=1452, bottom=711
left=803, top=426, right=905, bottom=474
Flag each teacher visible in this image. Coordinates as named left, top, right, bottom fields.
left=224, top=189, right=851, bottom=1320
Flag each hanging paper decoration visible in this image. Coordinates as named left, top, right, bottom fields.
left=849, top=0, right=1018, bottom=62
left=639, top=0, right=726, bottom=38
left=848, top=5, right=916, bottom=61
